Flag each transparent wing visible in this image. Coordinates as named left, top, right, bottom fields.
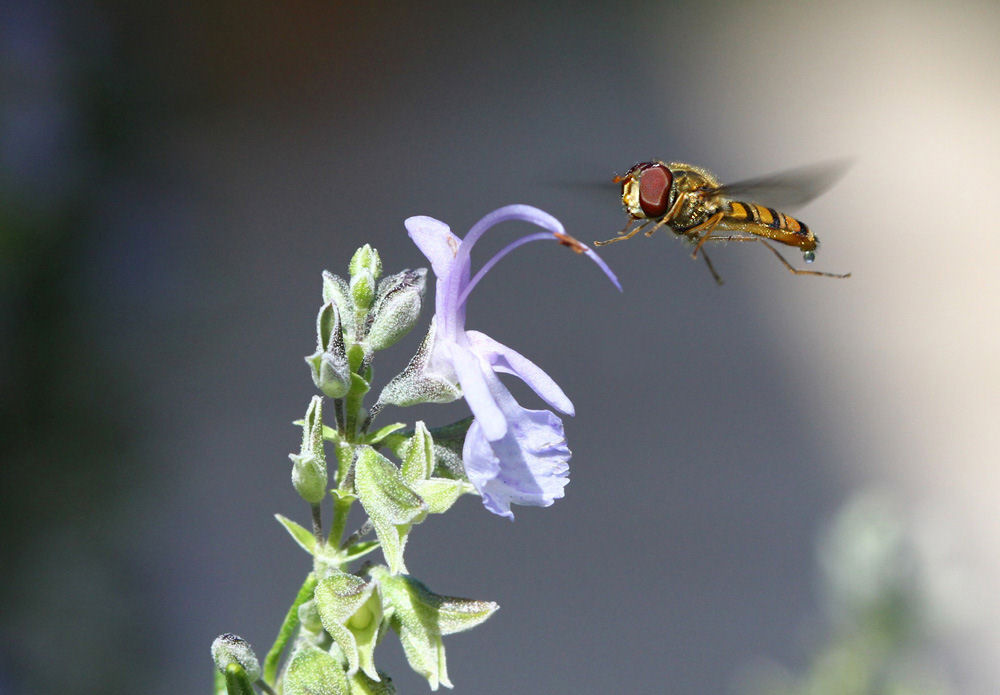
left=709, top=158, right=852, bottom=210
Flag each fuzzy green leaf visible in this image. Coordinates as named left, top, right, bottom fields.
left=283, top=643, right=350, bottom=695
left=400, top=421, right=433, bottom=484
left=274, top=514, right=316, bottom=555
left=412, top=478, right=471, bottom=515
left=373, top=568, right=498, bottom=690
left=365, top=422, right=406, bottom=446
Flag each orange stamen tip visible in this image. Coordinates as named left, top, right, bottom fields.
left=552, top=231, right=588, bottom=254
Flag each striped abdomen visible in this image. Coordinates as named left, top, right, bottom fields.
left=725, top=201, right=817, bottom=252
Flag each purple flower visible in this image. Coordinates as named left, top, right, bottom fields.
left=401, top=205, right=620, bottom=519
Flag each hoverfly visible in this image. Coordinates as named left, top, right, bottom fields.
left=594, top=160, right=851, bottom=284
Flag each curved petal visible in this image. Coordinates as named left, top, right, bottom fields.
left=462, top=405, right=570, bottom=520
left=447, top=342, right=507, bottom=441
left=466, top=330, right=574, bottom=415
left=404, top=216, right=462, bottom=281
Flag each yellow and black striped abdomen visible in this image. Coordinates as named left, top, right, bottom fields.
left=724, top=201, right=817, bottom=252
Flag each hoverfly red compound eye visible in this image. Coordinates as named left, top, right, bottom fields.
left=637, top=163, right=672, bottom=218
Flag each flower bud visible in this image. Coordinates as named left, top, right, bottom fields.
left=290, top=396, right=328, bottom=503
left=322, top=270, right=356, bottom=341
left=211, top=633, right=261, bottom=682
left=365, top=268, right=426, bottom=352
left=305, top=302, right=351, bottom=398
left=349, top=245, right=382, bottom=313
left=349, top=244, right=382, bottom=281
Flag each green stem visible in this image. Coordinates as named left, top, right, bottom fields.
left=262, top=572, right=319, bottom=685
left=310, top=503, right=323, bottom=544
left=334, top=398, right=346, bottom=434
left=330, top=495, right=353, bottom=548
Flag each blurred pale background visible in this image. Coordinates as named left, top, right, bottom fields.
left=2, top=1, right=999, bottom=693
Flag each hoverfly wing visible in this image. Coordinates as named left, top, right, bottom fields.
left=710, top=158, right=852, bottom=210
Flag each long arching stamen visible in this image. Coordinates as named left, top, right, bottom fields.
left=457, top=231, right=555, bottom=310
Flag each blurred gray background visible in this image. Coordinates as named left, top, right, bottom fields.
left=3, top=1, right=1000, bottom=693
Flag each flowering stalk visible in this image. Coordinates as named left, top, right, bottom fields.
left=212, top=206, right=619, bottom=693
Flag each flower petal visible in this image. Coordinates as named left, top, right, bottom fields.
left=404, top=216, right=462, bottom=281
left=466, top=330, right=574, bottom=415
left=462, top=404, right=570, bottom=520
left=447, top=342, right=507, bottom=441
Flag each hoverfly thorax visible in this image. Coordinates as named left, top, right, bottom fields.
left=619, top=162, right=673, bottom=219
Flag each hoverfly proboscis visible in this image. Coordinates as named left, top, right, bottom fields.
left=594, top=160, right=852, bottom=285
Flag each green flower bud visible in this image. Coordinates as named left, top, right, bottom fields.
left=305, top=302, right=351, bottom=398
left=349, top=244, right=382, bottom=281
left=349, top=245, right=381, bottom=314
left=211, top=633, right=261, bottom=682
left=290, top=396, right=328, bottom=503
left=365, top=269, right=426, bottom=352
left=322, top=271, right=356, bottom=341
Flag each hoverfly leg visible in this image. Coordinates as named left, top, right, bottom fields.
left=594, top=218, right=651, bottom=246
left=699, top=247, right=724, bottom=285
left=643, top=193, right=688, bottom=238
left=753, top=239, right=852, bottom=279
left=686, top=212, right=726, bottom=259
left=703, top=235, right=851, bottom=279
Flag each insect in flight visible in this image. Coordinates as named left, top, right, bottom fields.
left=594, top=160, right=852, bottom=284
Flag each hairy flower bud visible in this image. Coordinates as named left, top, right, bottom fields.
left=349, top=245, right=382, bottom=313
left=290, top=396, right=328, bottom=503
left=365, top=268, right=426, bottom=352
left=349, top=244, right=382, bottom=281
left=211, top=633, right=261, bottom=682
left=322, top=270, right=356, bottom=341
left=306, top=301, right=350, bottom=398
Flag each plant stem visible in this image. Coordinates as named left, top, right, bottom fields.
left=262, top=572, right=318, bottom=686
left=330, top=495, right=352, bottom=548
left=310, top=503, right=323, bottom=544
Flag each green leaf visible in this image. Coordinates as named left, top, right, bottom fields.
left=354, top=447, right=426, bottom=574
left=354, top=447, right=425, bottom=525
left=316, top=573, right=373, bottom=623
left=342, top=541, right=380, bottom=563
left=315, top=573, right=372, bottom=677
left=283, top=643, right=350, bottom=695
left=372, top=569, right=498, bottom=690
left=348, top=670, right=396, bottom=694
left=274, top=514, right=316, bottom=555
left=400, top=421, right=433, bottom=484
left=412, top=478, right=471, bottom=515
left=365, top=422, right=406, bottom=446
left=314, top=573, right=382, bottom=681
